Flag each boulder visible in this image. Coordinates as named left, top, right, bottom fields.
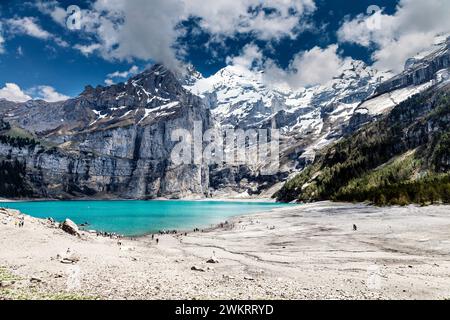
left=61, top=219, right=80, bottom=236
left=206, top=257, right=219, bottom=264
left=191, top=266, right=206, bottom=272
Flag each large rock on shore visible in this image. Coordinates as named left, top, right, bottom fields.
left=61, top=219, right=80, bottom=236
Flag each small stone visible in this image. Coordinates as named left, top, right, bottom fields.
left=191, top=266, right=206, bottom=272
left=206, top=257, right=219, bottom=264
left=0, top=280, right=15, bottom=288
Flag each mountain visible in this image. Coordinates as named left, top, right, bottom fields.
left=1, top=37, right=449, bottom=200
left=185, top=60, right=391, bottom=174
left=276, top=83, right=450, bottom=205
left=0, top=65, right=212, bottom=199
left=276, top=36, right=450, bottom=205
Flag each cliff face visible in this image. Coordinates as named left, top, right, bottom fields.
left=375, top=37, right=450, bottom=95
left=0, top=65, right=212, bottom=199
left=276, top=84, right=450, bottom=205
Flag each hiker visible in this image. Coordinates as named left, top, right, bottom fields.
left=156, top=238, right=159, bottom=245
left=353, top=224, right=358, bottom=231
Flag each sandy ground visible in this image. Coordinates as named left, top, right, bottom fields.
left=1, top=202, right=450, bottom=300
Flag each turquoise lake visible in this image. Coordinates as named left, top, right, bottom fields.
left=0, top=200, right=294, bottom=236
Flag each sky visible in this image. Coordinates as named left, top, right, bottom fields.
left=0, top=0, right=449, bottom=102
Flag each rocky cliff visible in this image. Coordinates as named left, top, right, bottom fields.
left=0, top=65, right=212, bottom=199
left=276, top=84, right=450, bottom=205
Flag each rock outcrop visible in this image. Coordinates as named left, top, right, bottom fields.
left=0, top=65, right=212, bottom=199
left=61, top=219, right=80, bottom=237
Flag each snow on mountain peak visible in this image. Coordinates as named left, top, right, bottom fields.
left=185, top=60, right=386, bottom=136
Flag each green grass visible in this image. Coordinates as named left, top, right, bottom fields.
left=1, top=266, right=98, bottom=300
left=4, top=126, right=35, bottom=140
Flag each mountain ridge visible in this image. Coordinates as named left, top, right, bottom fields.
left=0, top=39, right=449, bottom=200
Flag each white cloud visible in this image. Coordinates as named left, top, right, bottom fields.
left=74, top=43, right=102, bottom=56
left=0, top=31, right=4, bottom=54
left=0, top=22, right=5, bottom=54
left=0, top=83, right=32, bottom=102
left=5, top=17, right=69, bottom=48
left=35, top=0, right=68, bottom=26
left=107, top=65, right=139, bottom=79
left=263, top=45, right=348, bottom=89
left=184, top=0, right=316, bottom=41
left=104, top=79, right=115, bottom=86
left=226, top=44, right=263, bottom=70
left=225, top=43, right=349, bottom=89
left=38, top=0, right=317, bottom=69
left=0, top=83, right=69, bottom=103
left=29, top=86, right=70, bottom=102
left=6, top=17, right=52, bottom=39
left=337, top=0, right=450, bottom=72
left=104, top=65, right=140, bottom=85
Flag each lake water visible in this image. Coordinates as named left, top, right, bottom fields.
left=0, top=200, right=294, bottom=236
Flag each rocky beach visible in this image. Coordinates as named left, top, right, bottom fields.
left=1, top=202, right=450, bottom=300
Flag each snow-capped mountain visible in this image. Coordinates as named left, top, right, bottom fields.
left=185, top=60, right=389, bottom=166
left=1, top=37, right=448, bottom=200
left=352, top=35, right=450, bottom=121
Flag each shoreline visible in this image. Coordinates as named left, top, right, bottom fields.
left=2, top=202, right=450, bottom=300
left=0, top=197, right=278, bottom=203
left=0, top=199, right=293, bottom=239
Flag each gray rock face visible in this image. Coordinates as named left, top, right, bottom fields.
left=0, top=65, right=212, bottom=199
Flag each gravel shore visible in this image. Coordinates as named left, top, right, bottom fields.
left=1, top=202, right=450, bottom=300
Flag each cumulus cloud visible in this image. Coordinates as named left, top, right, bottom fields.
left=264, top=45, right=348, bottom=89
left=104, top=65, right=140, bottom=85
left=226, top=44, right=263, bottom=69
left=184, top=0, right=316, bottom=41
left=38, top=0, right=317, bottom=69
left=0, top=83, right=32, bottom=102
left=0, top=83, right=69, bottom=103
left=337, top=0, right=450, bottom=72
left=29, top=85, right=70, bottom=102
left=226, top=43, right=349, bottom=89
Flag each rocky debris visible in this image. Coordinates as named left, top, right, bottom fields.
left=191, top=266, right=206, bottom=272
left=119, top=246, right=136, bottom=251
left=0, top=280, right=16, bottom=288
left=30, top=277, right=42, bottom=283
left=56, top=249, right=80, bottom=264
left=206, top=257, right=219, bottom=264
left=61, top=219, right=80, bottom=237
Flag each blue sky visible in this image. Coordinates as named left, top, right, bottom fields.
left=0, top=0, right=448, bottom=101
